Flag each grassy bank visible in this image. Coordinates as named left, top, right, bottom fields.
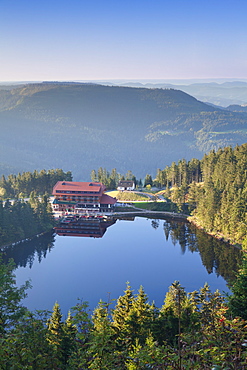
left=107, top=190, right=149, bottom=202
left=133, top=201, right=176, bottom=212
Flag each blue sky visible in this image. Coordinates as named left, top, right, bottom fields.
left=0, top=0, right=247, bottom=82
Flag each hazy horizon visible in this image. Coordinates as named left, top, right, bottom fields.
left=1, top=0, right=247, bottom=82
left=1, top=78, right=247, bottom=86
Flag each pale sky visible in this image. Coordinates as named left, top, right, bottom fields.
left=0, top=0, right=247, bottom=82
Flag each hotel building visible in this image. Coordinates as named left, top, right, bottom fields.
left=52, top=181, right=116, bottom=214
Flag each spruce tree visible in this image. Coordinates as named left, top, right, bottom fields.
left=0, top=257, right=30, bottom=334
left=112, top=282, right=134, bottom=331
left=228, top=257, right=247, bottom=320
left=46, top=302, right=63, bottom=350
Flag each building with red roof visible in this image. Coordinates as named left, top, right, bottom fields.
left=52, top=181, right=116, bottom=214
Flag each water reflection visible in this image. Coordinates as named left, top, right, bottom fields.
left=1, top=231, right=55, bottom=269
left=54, top=215, right=116, bottom=238
left=162, top=219, right=242, bottom=284
left=1, top=217, right=242, bottom=286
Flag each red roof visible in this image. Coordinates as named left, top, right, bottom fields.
left=100, top=193, right=117, bottom=205
left=52, top=181, right=106, bottom=195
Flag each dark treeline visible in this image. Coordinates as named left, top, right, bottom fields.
left=155, top=157, right=202, bottom=189
left=90, top=167, right=141, bottom=189
left=0, top=168, right=72, bottom=199
left=90, top=167, right=155, bottom=189
left=1, top=255, right=247, bottom=369
left=0, top=194, right=55, bottom=246
left=155, top=143, right=247, bottom=246
left=0, top=168, right=71, bottom=246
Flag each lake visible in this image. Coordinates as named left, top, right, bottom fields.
left=2, top=216, right=242, bottom=316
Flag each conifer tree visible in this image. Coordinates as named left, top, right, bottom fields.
left=144, top=174, right=153, bottom=187
left=0, top=256, right=30, bottom=334
left=161, top=281, right=186, bottom=317
left=91, top=169, right=97, bottom=182
left=47, top=302, right=63, bottom=348
left=130, top=285, right=152, bottom=344
left=89, top=300, right=121, bottom=370
left=67, top=301, right=92, bottom=369
left=61, top=311, right=77, bottom=365
left=228, top=257, right=247, bottom=320
left=112, top=282, right=134, bottom=331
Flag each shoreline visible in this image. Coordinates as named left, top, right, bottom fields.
left=0, top=229, right=54, bottom=252
left=115, top=207, right=243, bottom=249
left=188, top=216, right=243, bottom=250
left=0, top=209, right=243, bottom=251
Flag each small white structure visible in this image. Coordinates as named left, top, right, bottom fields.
left=117, top=180, right=135, bottom=191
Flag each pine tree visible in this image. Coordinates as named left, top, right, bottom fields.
left=91, top=169, right=97, bottom=182
left=67, top=301, right=92, bottom=369
left=144, top=174, right=153, bottom=187
left=130, top=285, right=152, bottom=345
left=61, top=311, right=77, bottom=365
left=228, top=257, right=247, bottom=319
left=89, top=300, right=121, bottom=370
left=112, top=282, right=134, bottom=332
left=46, top=302, right=63, bottom=350
left=0, top=257, right=31, bottom=334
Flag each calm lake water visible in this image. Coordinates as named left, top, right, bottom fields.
left=3, top=216, right=242, bottom=316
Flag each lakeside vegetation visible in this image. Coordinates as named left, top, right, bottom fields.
left=93, top=143, right=247, bottom=247
left=0, top=169, right=71, bottom=247
left=0, top=195, right=55, bottom=247
left=1, top=255, right=247, bottom=369
left=0, top=168, right=72, bottom=199
left=1, top=141, right=247, bottom=248
left=153, top=143, right=247, bottom=247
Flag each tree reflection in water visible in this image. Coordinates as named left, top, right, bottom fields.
left=162, top=219, right=242, bottom=285
left=1, top=231, right=56, bottom=269
left=1, top=218, right=242, bottom=286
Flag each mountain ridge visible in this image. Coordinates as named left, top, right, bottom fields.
left=0, top=83, right=247, bottom=180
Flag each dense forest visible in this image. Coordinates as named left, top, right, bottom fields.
left=1, top=255, right=247, bottom=369
left=90, top=168, right=137, bottom=189
left=0, top=168, right=72, bottom=199
left=0, top=194, right=55, bottom=246
left=0, top=169, right=71, bottom=246
left=153, top=143, right=247, bottom=247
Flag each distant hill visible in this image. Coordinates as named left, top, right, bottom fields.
left=0, top=83, right=247, bottom=180
left=226, top=104, right=247, bottom=113
left=114, top=80, right=247, bottom=107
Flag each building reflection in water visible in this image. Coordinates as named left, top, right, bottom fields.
left=54, top=215, right=117, bottom=238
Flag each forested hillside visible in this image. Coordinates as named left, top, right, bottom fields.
left=0, top=169, right=71, bottom=246
left=1, top=83, right=247, bottom=179
left=0, top=168, right=72, bottom=199
left=0, top=195, right=55, bottom=246
left=155, top=143, right=247, bottom=246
